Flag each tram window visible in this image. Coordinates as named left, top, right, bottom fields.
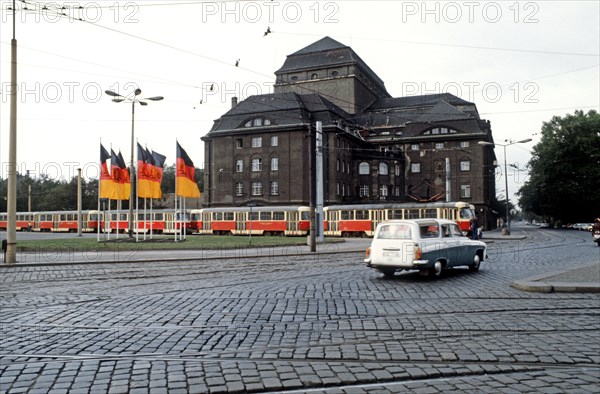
left=341, top=211, right=353, bottom=220
left=355, top=211, right=369, bottom=220
left=389, top=210, right=403, bottom=219
left=223, top=213, right=234, bottom=221
left=460, top=208, right=473, bottom=219
left=273, top=212, right=285, bottom=221
left=155, top=213, right=164, bottom=221
left=89, top=214, right=98, bottom=220
left=214, top=212, right=223, bottom=221
left=407, top=209, right=420, bottom=219
left=60, top=214, right=66, bottom=221
left=424, top=209, right=437, bottom=218
left=260, top=212, right=271, bottom=220
left=249, top=212, right=259, bottom=221
left=301, top=211, right=310, bottom=221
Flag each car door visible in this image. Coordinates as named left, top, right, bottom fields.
left=441, top=223, right=459, bottom=265
left=450, top=223, right=472, bottom=265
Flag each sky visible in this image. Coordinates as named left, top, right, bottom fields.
left=1, top=0, right=599, bottom=206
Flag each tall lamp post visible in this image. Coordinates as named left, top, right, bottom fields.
left=479, top=139, right=532, bottom=235
left=105, top=88, right=163, bottom=238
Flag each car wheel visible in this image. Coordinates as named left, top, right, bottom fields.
left=429, top=261, right=443, bottom=278
left=469, top=254, right=481, bottom=272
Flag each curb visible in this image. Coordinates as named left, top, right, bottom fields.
left=511, top=263, right=600, bottom=293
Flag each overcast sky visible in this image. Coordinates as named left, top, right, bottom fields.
left=1, top=0, right=598, bottom=205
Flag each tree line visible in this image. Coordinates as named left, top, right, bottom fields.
left=0, top=165, right=204, bottom=212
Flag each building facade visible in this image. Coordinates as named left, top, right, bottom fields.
left=202, top=37, right=498, bottom=229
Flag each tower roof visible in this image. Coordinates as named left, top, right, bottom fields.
left=275, top=36, right=387, bottom=91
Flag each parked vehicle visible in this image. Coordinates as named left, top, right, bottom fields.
left=364, top=219, right=487, bottom=278
left=573, top=223, right=593, bottom=231
left=593, top=221, right=600, bottom=247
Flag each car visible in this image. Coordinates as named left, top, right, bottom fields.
left=364, top=219, right=487, bottom=278
left=573, top=223, right=593, bottom=231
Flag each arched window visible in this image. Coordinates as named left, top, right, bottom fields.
left=359, top=162, right=370, bottom=175
left=379, top=162, right=388, bottom=175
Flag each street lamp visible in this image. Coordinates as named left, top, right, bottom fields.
left=105, top=88, right=163, bottom=238
left=479, top=138, right=532, bottom=235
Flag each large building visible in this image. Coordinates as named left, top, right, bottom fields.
left=202, top=37, right=498, bottom=228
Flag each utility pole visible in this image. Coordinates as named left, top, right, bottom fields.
left=315, top=121, right=324, bottom=243
left=77, top=168, right=82, bottom=237
left=6, top=0, right=19, bottom=264
left=308, top=121, right=316, bottom=252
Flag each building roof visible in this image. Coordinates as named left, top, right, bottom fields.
left=275, top=36, right=388, bottom=95
left=208, top=92, right=352, bottom=134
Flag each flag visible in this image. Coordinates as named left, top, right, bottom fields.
left=150, top=149, right=166, bottom=199
left=137, top=143, right=153, bottom=199
left=138, top=144, right=166, bottom=199
left=176, top=141, right=200, bottom=198
left=99, top=144, right=115, bottom=199
left=110, top=149, right=130, bottom=200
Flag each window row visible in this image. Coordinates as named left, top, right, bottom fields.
left=358, top=162, right=401, bottom=176
left=411, top=160, right=470, bottom=173
left=236, top=181, right=279, bottom=196
left=359, top=185, right=402, bottom=198
left=410, top=141, right=470, bottom=151
left=235, top=157, right=279, bottom=172
left=235, top=135, right=278, bottom=149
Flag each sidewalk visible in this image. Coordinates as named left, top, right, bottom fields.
left=511, top=262, right=600, bottom=293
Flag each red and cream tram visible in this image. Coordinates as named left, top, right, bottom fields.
left=324, top=201, right=476, bottom=237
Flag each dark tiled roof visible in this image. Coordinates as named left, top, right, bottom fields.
left=208, top=92, right=352, bottom=133
left=275, top=36, right=388, bottom=93
left=368, top=93, right=474, bottom=111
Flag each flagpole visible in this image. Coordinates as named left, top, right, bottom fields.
left=150, top=198, right=153, bottom=239
left=183, top=197, right=187, bottom=240
left=174, top=158, right=178, bottom=242
left=107, top=199, right=111, bottom=241
left=116, top=200, right=120, bottom=240
left=98, top=141, right=101, bottom=242
left=144, top=198, right=147, bottom=241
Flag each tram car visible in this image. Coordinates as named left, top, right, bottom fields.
left=198, top=206, right=311, bottom=236
left=0, top=212, right=33, bottom=231
left=324, top=201, right=476, bottom=237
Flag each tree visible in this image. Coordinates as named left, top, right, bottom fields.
left=517, top=110, right=600, bottom=223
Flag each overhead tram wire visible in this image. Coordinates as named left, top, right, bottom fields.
left=10, top=1, right=598, bottom=121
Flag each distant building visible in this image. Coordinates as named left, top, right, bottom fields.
left=202, top=37, right=498, bottom=229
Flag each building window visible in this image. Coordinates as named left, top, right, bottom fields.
left=346, top=162, right=350, bottom=174
left=336, top=159, right=340, bottom=172
left=411, top=163, right=421, bottom=173
left=395, top=163, right=401, bottom=176
left=310, top=73, right=318, bottom=79
left=379, top=185, right=388, bottom=199
left=411, top=144, right=420, bottom=151
left=236, top=182, right=243, bottom=196
left=252, top=137, right=262, bottom=148
left=435, top=160, right=444, bottom=172
left=271, top=157, right=279, bottom=171
left=359, top=162, right=370, bottom=175
left=360, top=185, right=369, bottom=197
left=394, top=185, right=401, bottom=196
left=251, top=158, right=262, bottom=172
left=271, top=135, right=278, bottom=146
left=252, top=182, right=262, bottom=196
left=435, top=142, right=444, bottom=149
left=235, top=159, right=243, bottom=172
left=235, top=138, right=243, bottom=149
left=460, top=160, right=471, bottom=171
left=460, top=184, right=471, bottom=199
left=461, top=141, right=470, bottom=148
left=331, top=70, right=339, bottom=77
left=379, top=162, right=388, bottom=175
left=336, top=182, right=340, bottom=196
left=270, top=181, right=279, bottom=195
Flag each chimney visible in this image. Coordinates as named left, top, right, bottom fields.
left=231, top=96, right=238, bottom=108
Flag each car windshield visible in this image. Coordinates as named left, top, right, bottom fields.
left=377, top=224, right=412, bottom=239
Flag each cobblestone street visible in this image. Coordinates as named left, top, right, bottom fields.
left=1, top=225, right=599, bottom=393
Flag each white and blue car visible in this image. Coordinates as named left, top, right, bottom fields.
left=365, top=219, right=487, bottom=278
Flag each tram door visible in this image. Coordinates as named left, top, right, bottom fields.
left=371, top=209, right=386, bottom=234
left=327, top=210, right=339, bottom=235
left=235, top=212, right=246, bottom=233
left=287, top=211, right=298, bottom=234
